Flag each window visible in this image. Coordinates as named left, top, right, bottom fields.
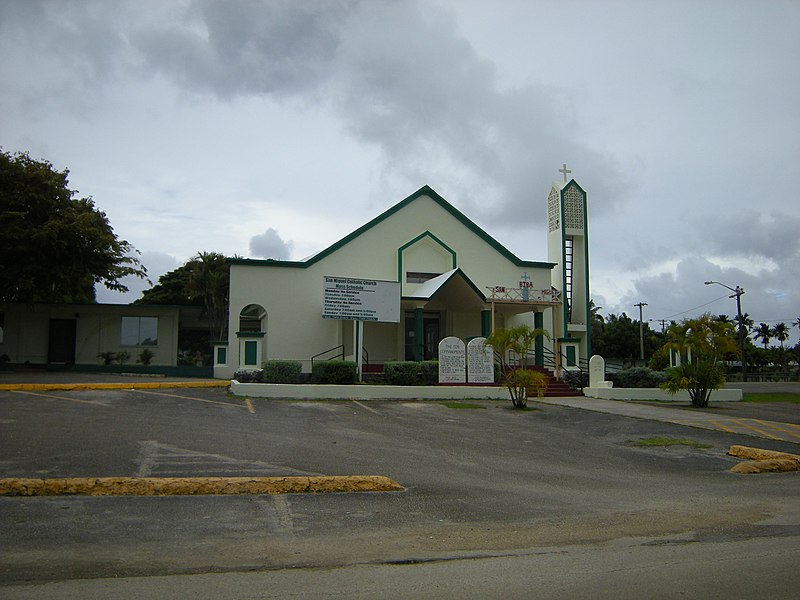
left=216, top=346, right=227, bottom=366
left=239, top=304, right=266, bottom=332
left=406, top=272, right=441, bottom=284
left=121, top=316, right=158, bottom=346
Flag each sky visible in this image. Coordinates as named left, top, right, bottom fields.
left=2, top=0, right=799, bottom=346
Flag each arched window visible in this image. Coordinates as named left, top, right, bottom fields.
left=239, top=304, right=266, bottom=333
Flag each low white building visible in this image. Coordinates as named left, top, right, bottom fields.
left=0, top=302, right=180, bottom=367
left=215, top=179, right=591, bottom=378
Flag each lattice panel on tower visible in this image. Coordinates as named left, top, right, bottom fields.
left=548, top=187, right=560, bottom=232
left=563, top=186, right=584, bottom=230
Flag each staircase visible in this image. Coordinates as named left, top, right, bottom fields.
left=527, top=365, right=583, bottom=397
left=502, top=365, right=583, bottom=397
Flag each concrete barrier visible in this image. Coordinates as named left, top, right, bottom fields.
left=584, top=387, right=742, bottom=402
left=727, top=445, right=800, bottom=474
left=0, top=475, right=404, bottom=496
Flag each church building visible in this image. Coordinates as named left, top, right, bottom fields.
left=214, top=170, right=590, bottom=379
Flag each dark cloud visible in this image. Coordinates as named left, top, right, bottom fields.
left=4, top=0, right=626, bottom=228
left=249, top=228, right=293, bottom=260
left=701, top=211, right=800, bottom=265
left=132, top=0, right=358, bottom=99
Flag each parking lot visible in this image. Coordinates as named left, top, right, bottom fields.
left=1, top=386, right=799, bottom=596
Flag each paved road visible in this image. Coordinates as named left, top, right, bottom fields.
left=538, top=397, right=800, bottom=443
left=1, top=387, right=798, bottom=597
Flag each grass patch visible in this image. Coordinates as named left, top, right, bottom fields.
left=443, top=402, right=485, bottom=409
left=628, top=437, right=712, bottom=449
left=742, top=392, right=800, bottom=404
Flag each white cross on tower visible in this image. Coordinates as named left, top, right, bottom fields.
left=520, top=272, right=530, bottom=282
left=559, top=163, right=572, bottom=182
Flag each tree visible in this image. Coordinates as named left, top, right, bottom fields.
left=737, top=312, right=754, bottom=334
left=771, top=322, right=789, bottom=349
left=136, top=263, right=202, bottom=306
left=661, top=314, right=739, bottom=407
left=753, top=323, right=772, bottom=349
left=137, top=252, right=230, bottom=341
left=485, top=325, right=550, bottom=408
left=0, top=150, right=146, bottom=303
left=187, top=252, right=229, bottom=341
left=593, top=312, right=663, bottom=362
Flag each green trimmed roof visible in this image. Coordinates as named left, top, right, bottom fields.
left=228, top=185, right=555, bottom=270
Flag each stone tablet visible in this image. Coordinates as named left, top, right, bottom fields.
left=438, top=337, right=466, bottom=383
left=589, top=354, right=612, bottom=388
left=467, top=337, right=494, bottom=383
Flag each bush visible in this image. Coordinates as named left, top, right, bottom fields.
left=384, top=361, right=440, bottom=385
left=419, top=361, right=439, bottom=385
left=384, top=361, right=421, bottom=385
left=608, top=367, right=667, bottom=388
left=137, top=348, right=155, bottom=366
left=311, top=360, right=357, bottom=384
left=261, top=360, right=302, bottom=383
left=234, top=369, right=263, bottom=383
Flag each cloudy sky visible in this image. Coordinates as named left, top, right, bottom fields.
left=2, top=0, right=798, bottom=345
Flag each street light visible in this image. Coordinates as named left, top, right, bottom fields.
left=704, top=280, right=747, bottom=381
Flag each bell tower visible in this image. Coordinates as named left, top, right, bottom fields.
left=547, top=164, right=590, bottom=366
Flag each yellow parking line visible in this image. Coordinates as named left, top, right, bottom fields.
left=731, top=419, right=782, bottom=440
left=710, top=420, right=737, bottom=433
left=131, top=389, right=248, bottom=410
left=752, top=419, right=800, bottom=440
left=245, top=398, right=255, bottom=414
left=10, top=390, right=109, bottom=407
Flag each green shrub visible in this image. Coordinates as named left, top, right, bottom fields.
left=384, top=361, right=421, bottom=385
left=311, top=360, right=357, bottom=384
left=384, top=361, right=440, bottom=385
left=262, top=360, right=302, bottom=383
left=137, top=348, right=155, bottom=366
left=608, top=367, right=667, bottom=388
left=419, top=361, right=439, bottom=385
left=234, top=369, right=263, bottom=383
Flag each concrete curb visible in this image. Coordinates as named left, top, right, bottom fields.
left=727, top=445, right=800, bottom=474
left=0, top=475, right=404, bottom=496
left=0, top=381, right=230, bottom=392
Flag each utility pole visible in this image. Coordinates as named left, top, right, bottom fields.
left=705, top=281, right=747, bottom=382
left=635, top=302, right=648, bottom=361
left=650, top=318, right=668, bottom=333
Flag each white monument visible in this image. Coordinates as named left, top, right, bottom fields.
left=588, top=354, right=613, bottom=389
left=467, top=337, right=494, bottom=384
left=438, top=337, right=466, bottom=383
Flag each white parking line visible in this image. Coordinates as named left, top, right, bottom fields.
left=10, top=390, right=110, bottom=407
left=130, top=389, right=249, bottom=410
left=353, top=400, right=380, bottom=414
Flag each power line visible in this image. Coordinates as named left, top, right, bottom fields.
left=650, top=294, right=730, bottom=321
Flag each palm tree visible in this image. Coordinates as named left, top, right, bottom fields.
left=187, top=251, right=229, bottom=342
left=737, top=312, right=754, bottom=334
left=715, top=314, right=731, bottom=323
left=753, top=323, right=772, bottom=349
left=771, top=322, right=790, bottom=349
left=794, top=316, right=800, bottom=331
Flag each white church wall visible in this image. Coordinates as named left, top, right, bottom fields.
left=222, top=190, right=562, bottom=377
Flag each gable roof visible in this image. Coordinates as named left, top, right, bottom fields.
left=403, top=268, right=486, bottom=303
left=228, top=185, right=555, bottom=270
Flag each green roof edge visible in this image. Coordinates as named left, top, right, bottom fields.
left=227, top=185, right=555, bottom=270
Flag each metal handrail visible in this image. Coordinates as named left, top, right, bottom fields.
left=311, top=345, right=344, bottom=369
left=310, top=345, right=369, bottom=369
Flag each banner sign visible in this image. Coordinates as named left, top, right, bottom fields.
left=323, top=276, right=400, bottom=323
